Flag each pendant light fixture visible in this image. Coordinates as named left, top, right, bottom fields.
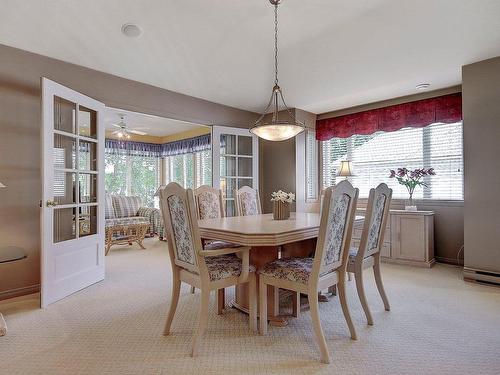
left=250, top=0, right=305, bottom=142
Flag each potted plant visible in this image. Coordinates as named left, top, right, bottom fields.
left=270, top=190, right=295, bottom=220
left=389, top=168, right=436, bottom=211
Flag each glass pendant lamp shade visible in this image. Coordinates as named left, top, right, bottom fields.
left=251, top=0, right=305, bottom=141
left=250, top=122, right=304, bottom=141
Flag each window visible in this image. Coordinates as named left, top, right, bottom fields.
left=305, top=130, right=319, bottom=201
left=165, top=150, right=212, bottom=189
left=320, top=122, right=463, bottom=200
left=104, top=153, right=160, bottom=207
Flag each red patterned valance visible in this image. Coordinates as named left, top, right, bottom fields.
left=316, top=93, right=462, bottom=141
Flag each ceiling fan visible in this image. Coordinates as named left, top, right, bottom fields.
left=111, top=114, right=149, bottom=138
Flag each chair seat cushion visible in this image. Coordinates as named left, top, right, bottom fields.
left=259, top=257, right=314, bottom=284
left=203, top=240, right=241, bottom=250
left=205, top=254, right=256, bottom=282
left=105, top=217, right=150, bottom=228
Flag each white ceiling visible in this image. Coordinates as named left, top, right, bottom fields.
left=1, top=0, right=500, bottom=114
left=105, top=107, right=206, bottom=137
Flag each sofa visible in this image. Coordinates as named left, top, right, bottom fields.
left=105, top=194, right=164, bottom=238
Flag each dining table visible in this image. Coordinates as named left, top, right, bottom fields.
left=198, top=212, right=364, bottom=325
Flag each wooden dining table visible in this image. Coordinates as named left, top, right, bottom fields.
left=198, top=212, right=364, bottom=325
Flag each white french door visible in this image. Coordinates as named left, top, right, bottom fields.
left=212, top=126, right=259, bottom=216
left=41, top=78, right=105, bottom=307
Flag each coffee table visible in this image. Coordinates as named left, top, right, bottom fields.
left=105, top=223, right=150, bottom=255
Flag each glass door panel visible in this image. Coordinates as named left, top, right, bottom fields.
left=54, top=96, right=76, bottom=134
left=213, top=127, right=258, bottom=217
left=53, top=207, right=77, bottom=243
left=238, top=136, right=253, bottom=156
left=79, top=141, right=97, bottom=171
left=78, top=106, right=97, bottom=139
left=54, top=172, right=76, bottom=205
left=79, top=206, right=97, bottom=237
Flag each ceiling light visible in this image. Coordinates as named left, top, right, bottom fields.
left=250, top=0, right=305, bottom=142
left=121, top=23, right=142, bottom=38
left=416, top=83, right=430, bottom=91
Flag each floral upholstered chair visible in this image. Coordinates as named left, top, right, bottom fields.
left=159, top=182, right=257, bottom=357
left=192, top=185, right=240, bottom=313
left=234, top=186, right=261, bottom=216
left=347, top=183, right=392, bottom=326
left=258, top=180, right=359, bottom=364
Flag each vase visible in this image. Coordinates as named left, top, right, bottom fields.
left=404, top=196, right=417, bottom=211
left=273, top=201, right=290, bottom=220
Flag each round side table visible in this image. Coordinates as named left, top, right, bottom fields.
left=0, top=246, right=27, bottom=337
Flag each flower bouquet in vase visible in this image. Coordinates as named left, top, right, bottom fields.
left=389, top=168, right=436, bottom=211
left=270, top=190, right=294, bottom=220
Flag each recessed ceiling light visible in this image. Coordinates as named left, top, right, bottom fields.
left=416, top=83, right=431, bottom=91
left=121, top=23, right=142, bottom=38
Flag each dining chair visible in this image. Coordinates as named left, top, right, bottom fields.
left=347, top=183, right=392, bottom=326
left=234, top=186, right=261, bottom=216
left=258, top=180, right=359, bottom=364
left=159, top=182, right=257, bottom=357
left=193, top=185, right=240, bottom=314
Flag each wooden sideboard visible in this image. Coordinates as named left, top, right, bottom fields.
left=353, top=209, right=435, bottom=267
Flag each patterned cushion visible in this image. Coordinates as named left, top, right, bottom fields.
left=105, top=194, right=115, bottom=219
left=367, top=194, right=386, bottom=252
left=167, top=195, right=196, bottom=265
left=259, top=257, right=314, bottom=284
left=137, top=207, right=161, bottom=234
left=322, top=193, right=350, bottom=267
left=205, top=254, right=256, bottom=281
left=105, top=216, right=150, bottom=228
left=112, top=196, right=143, bottom=218
left=240, top=191, right=258, bottom=216
left=198, top=191, right=221, bottom=220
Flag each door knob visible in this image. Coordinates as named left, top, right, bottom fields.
left=46, top=200, right=58, bottom=207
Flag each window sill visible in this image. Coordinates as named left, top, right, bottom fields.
left=357, top=198, right=464, bottom=208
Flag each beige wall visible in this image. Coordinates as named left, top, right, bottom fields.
left=258, top=108, right=317, bottom=214
left=0, top=44, right=257, bottom=299
left=463, top=56, right=500, bottom=273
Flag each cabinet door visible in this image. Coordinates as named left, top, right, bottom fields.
left=391, top=215, right=425, bottom=261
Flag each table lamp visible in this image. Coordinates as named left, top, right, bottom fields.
left=337, top=161, right=355, bottom=179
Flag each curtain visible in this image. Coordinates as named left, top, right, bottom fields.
left=105, top=139, right=163, bottom=157
left=105, top=134, right=211, bottom=157
left=316, top=93, right=462, bottom=141
left=161, top=134, right=211, bottom=157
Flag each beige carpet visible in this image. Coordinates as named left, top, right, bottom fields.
left=1, top=239, right=500, bottom=375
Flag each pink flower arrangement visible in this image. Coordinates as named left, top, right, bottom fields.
left=389, top=167, right=436, bottom=200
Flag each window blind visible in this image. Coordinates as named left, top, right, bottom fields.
left=53, top=148, right=66, bottom=197
left=305, top=130, right=318, bottom=201
left=321, top=122, right=463, bottom=200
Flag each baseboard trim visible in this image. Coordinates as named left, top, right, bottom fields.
left=436, top=256, right=463, bottom=266
left=463, top=267, right=500, bottom=287
left=0, top=284, right=40, bottom=301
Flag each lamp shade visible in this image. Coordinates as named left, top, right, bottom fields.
left=337, top=161, right=355, bottom=177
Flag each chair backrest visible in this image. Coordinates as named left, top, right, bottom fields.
left=193, top=185, right=225, bottom=220
left=312, top=180, right=359, bottom=280
left=356, top=183, right=392, bottom=260
left=234, top=186, right=261, bottom=216
left=159, top=182, right=204, bottom=275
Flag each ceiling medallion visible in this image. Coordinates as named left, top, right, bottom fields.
left=250, top=0, right=305, bottom=142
